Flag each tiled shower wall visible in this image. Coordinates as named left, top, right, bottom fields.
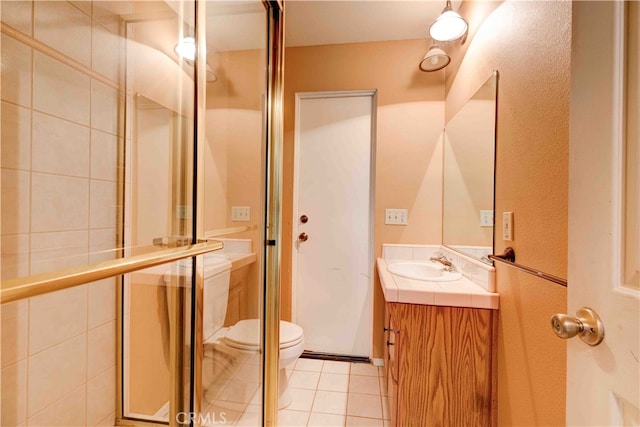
left=1, top=1, right=129, bottom=425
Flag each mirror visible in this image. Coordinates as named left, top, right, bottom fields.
left=442, top=72, right=498, bottom=263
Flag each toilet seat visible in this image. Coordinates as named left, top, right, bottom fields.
left=223, top=319, right=304, bottom=351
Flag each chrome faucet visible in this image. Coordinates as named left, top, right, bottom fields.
left=429, top=253, right=457, bottom=272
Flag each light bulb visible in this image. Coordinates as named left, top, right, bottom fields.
left=429, top=9, right=468, bottom=42
left=174, top=36, right=196, bottom=61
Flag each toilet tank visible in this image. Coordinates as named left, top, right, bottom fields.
left=203, top=253, right=233, bottom=341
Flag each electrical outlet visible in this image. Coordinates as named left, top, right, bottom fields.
left=503, top=211, right=513, bottom=241
left=480, top=210, right=493, bottom=227
left=385, top=209, right=408, bottom=225
left=231, top=206, right=251, bottom=221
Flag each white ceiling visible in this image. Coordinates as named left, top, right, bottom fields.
left=168, top=0, right=457, bottom=52
left=285, top=1, right=448, bottom=47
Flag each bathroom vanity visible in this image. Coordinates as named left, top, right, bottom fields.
left=379, top=244, right=499, bottom=426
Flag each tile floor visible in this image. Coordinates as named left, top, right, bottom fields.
left=204, top=357, right=391, bottom=426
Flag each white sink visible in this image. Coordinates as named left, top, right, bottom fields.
left=387, top=261, right=462, bottom=282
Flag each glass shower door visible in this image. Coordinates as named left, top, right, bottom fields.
left=121, top=0, right=284, bottom=425
left=1, top=1, right=283, bottom=426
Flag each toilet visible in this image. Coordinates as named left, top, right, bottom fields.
left=197, top=253, right=304, bottom=409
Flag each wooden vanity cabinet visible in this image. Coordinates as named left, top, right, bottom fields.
left=385, top=302, right=498, bottom=427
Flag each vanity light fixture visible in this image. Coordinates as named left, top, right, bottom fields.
left=429, top=0, right=468, bottom=42
left=419, top=44, right=451, bottom=72
left=174, top=36, right=196, bottom=61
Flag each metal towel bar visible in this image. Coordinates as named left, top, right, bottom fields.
left=1, top=240, right=223, bottom=304
left=489, top=247, right=568, bottom=287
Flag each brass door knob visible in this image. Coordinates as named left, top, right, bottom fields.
left=298, top=232, right=309, bottom=242
left=550, top=307, right=604, bottom=346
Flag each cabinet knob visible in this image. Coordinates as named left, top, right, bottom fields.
left=386, top=341, right=394, bottom=346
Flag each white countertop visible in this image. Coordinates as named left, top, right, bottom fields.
left=377, top=258, right=499, bottom=310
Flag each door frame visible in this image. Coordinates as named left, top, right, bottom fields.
left=291, top=90, right=377, bottom=358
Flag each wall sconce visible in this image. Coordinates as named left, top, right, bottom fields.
left=429, top=0, right=468, bottom=42
left=419, top=44, right=451, bottom=72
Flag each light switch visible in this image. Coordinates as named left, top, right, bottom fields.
left=231, top=206, right=251, bottom=221
left=385, top=209, right=408, bottom=225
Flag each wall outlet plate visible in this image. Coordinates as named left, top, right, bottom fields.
left=503, top=211, right=513, bottom=241
left=480, top=210, right=494, bottom=227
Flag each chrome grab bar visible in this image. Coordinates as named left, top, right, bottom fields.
left=0, top=240, right=224, bottom=304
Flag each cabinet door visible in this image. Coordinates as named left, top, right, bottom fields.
left=391, top=303, right=496, bottom=426
left=386, top=307, right=399, bottom=426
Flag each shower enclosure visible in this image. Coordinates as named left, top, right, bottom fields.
left=0, top=1, right=283, bottom=425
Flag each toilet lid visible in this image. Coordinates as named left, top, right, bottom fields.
left=224, top=319, right=303, bottom=350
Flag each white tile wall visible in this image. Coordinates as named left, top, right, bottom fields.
left=90, top=80, right=118, bottom=135
left=88, top=278, right=117, bottom=329
left=0, top=1, right=33, bottom=35
left=89, top=180, right=118, bottom=229
left=89, top=228, right=117, bottom=264
left=0, top=35, right=32, bottom=107
left=28, top=285, right=88, bottom=355
left=1, top=169, right=31, bottom=234
left=1, top=360, right=28, bottom=426
left=28, top=335, right=87, bottom=416
left=0, top=234, right=30, bottom=280
left=90, top=130, right=118, bottom=181
left=1, top=2, right=123, bottom=425
left=1, top=300, right=29, bottom=367
left=91, top=22, right=120, bottom=82
left=1, top=101, right=32, bottom=170
left=33, top=51, right=91, bottom=125
left=34, top=1, right=92, bottom=67
left=30, top=230, right=89, bottom=275
left=27, top=386, right=87, bottom=427
left=32, top=112, right=90, bottom=177
left=31, top=173, right=90, bottom=232
left=87, top=321, right=116, bottom=379
left=86, top=367, right=116, bottom=425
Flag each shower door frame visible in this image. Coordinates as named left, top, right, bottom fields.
left=114, top=1, right=285, bottom=426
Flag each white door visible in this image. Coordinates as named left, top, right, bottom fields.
left=567, top=2, right=639, bottom=425
left=293, top=91, right=375, bottom=357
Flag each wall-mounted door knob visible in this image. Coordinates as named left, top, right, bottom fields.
left=298, top=232, right=309, bottom=242
left=550, top=307, right=604, bottom=346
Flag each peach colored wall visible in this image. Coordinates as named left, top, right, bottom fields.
left=204, top=49, right=265, bottom=321
left=204, top=50, right=265, bottom=256
left=445, top=1, right=570, bottom=425
left=1, top=2, right=125, bottom=425
left=283, top=40, right=445, bottom=358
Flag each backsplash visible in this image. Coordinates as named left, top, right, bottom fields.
left=216, top=238, right=252, bottom=254
left=381, top=244, right=496, bottom=292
